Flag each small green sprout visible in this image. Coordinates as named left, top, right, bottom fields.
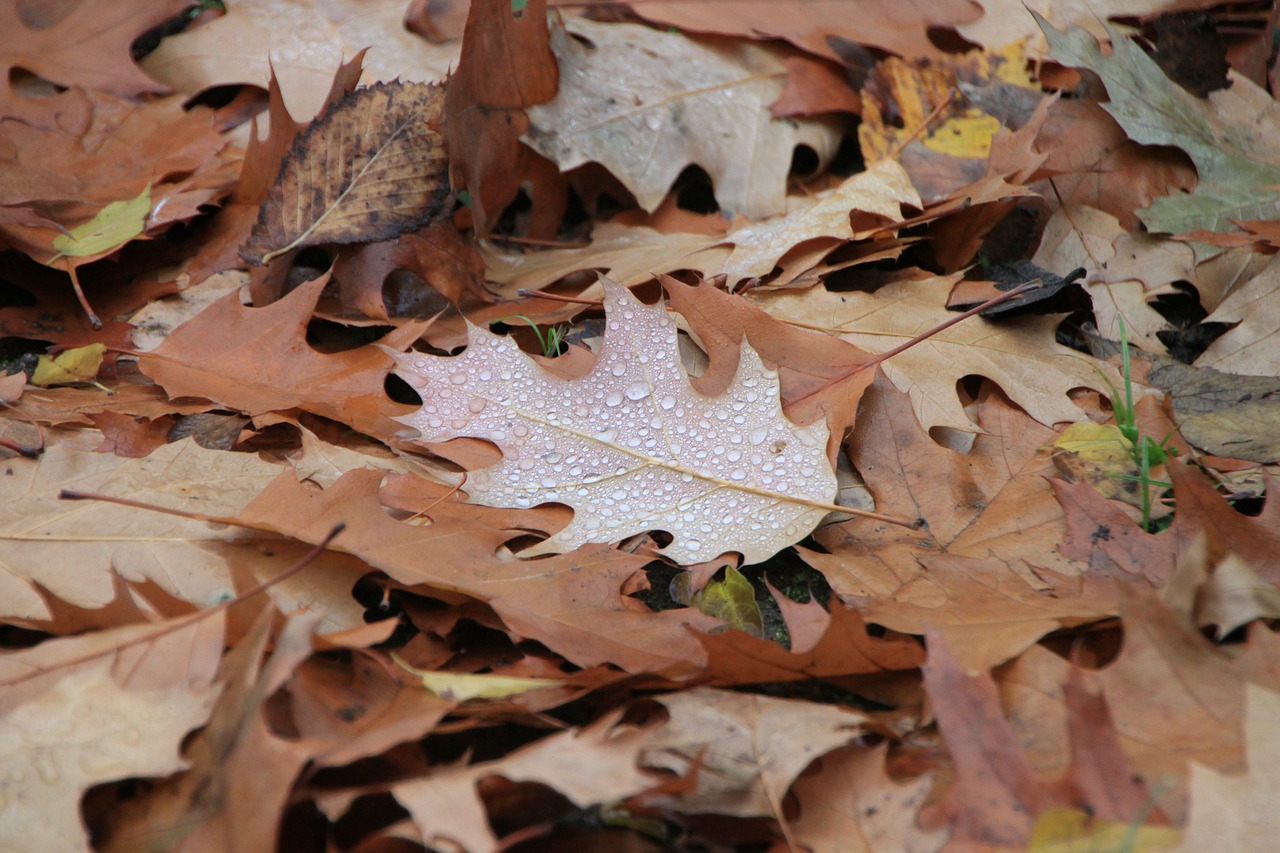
left=490, top=315, right=568, bottom=358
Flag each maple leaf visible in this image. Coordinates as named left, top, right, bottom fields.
left=390, top=278, right=838, bottom=565
left=140, top=0, right=459, bottom=121
left=524, top=17, right=843, bottom=219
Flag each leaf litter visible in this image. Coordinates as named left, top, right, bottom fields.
left=2, top=3, right=1280, bottom=852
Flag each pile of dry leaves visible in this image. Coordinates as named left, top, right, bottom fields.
left=2, top=0, right=1279, bottom=850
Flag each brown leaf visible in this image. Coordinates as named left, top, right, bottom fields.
left=0, top=0, right=188, bottom=123
left=139, top=275, right=427, bottom=441
left=443, top=0, right=559, bottom=234
left=236, top=467, right=724, bottom=675
left=243, top=82, right=452, bottom=265
left=698, top=598, right=925, bottom=684
left=790, top=744, right=943, bottom=853
left=629, top=0, right=981, bottom=62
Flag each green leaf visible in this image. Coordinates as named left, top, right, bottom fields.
left=50, top=185, right=151, bottom=262
left=1041, top=16, right=1280, bottom=236
left=695, top=566, right=764, bottom=636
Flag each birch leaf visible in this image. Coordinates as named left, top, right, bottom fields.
left=389, top=278, right=837, bottom=565
left=243, top=81, right=452, bottom=265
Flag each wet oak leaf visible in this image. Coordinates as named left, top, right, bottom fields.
left=243, top=81, right=452, bottom=265
left=524, top=17, right=843, bottom=219
left=390, top=278, right=839, bottom=565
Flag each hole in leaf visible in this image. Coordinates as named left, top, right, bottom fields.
left=672, top=164, right=719, bottom=215
left=304, top=320, right=392, bottom=354
left=789, top=144, right=820, bottom=178
left=383, top=372, right=422, bottom=406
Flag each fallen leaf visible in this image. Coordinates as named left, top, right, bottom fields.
left=443, top=0, right=558, bottom=235
left=139, top=275, right=428, bottom=441
left=791, top=743, right=944, bottom=853
left=0, top=0, right=187, bottom=120
left=140, top=0, right=459, bottom=121
left=629, top=0, right=981, bottom=62
left=1043, top=17, right=1280, bottom=237
left=31, top=343, right=107, bottom=387
left=49, top=184, right=151, bottom=262
left=0, top=432, right=366, bottom=628
left=691, top=566, right=764, bottom=636
left=524, top=17, right=842, bottom=219
left=390, top=278, right=838, bottom=565
left=391, top=651, right=565, bottom=701
left=1171, top=685, right=1280, bottom=853
left=750, top=273, right=1107, bottom=432
left=1150, top=360, right=1280, bottom=463
left=243, top=82, right=452, bottom=265
left=698, top=597, right=925, bottom=684
left=0, top=613, right=223, bottom=852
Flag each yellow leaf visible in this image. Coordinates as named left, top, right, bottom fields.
left=390, top=652, right=562, bottom=701
left=694, top=566, right=764, bottom=636
left=50, top=184, right=151, bottom=261
left=1051, top=422, right=1144, bottom=503
left=1029, top=807, right=1180, bottom=853
left=31, top=343, right=107, bottom=387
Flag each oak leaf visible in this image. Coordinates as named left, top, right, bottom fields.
left=0, top=0, right=187, bottom=122
left=390, top=278, right=839, bottom=565
left=1043, top=18, right=1280, bottom=237
left=1173, top=685, right=1280, bottom=853
left=140, top=0, right=459, bottom=121
left=524, top=17, right=843, bottom=219
left=0, top=613, right=224, bottom=852
left=750, top=274, right=1107, bottom=432
left=243, top=82, right=452, bottom=265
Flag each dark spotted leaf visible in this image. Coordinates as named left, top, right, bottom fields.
left=243, top=81, right=452, bottom=265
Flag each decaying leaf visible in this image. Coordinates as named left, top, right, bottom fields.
left=524, top=17, right=842, bottom=218
left=243, top=82, right=452, bottom=265
left=390, top=278, right=838, bottom=565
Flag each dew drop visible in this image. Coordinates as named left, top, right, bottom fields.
left=605, top=391, right=624, bottom=407
left=729, top=469, right=747, bottom=481
left=749, top=428, right=769, bottom=445
left=685, top=539, right=701, bottom=552
left=610, top=362, right=627, bottom=377
left=727, top=449, right=742, bottom=462
left=468, top=398, right=486, bottom=414
left=625, top=382, right=651, bottom=401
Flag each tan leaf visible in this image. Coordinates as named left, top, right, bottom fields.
left=791, top=744, right=944, bottom=853
left=524, top=17, right=842, bottom=219
left=140, top=0, right=459, bottom=121
left=750, top=275, right=1108, bottom=431
left=0, top=432, right=365, bottom=628
left=0, top=618, right=223, bottom=853
left=243, top=82, right=452, bottom=265
left=1172, top=685, right=1280, bottom=853
left=390, top=278, right=838, bottom=565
